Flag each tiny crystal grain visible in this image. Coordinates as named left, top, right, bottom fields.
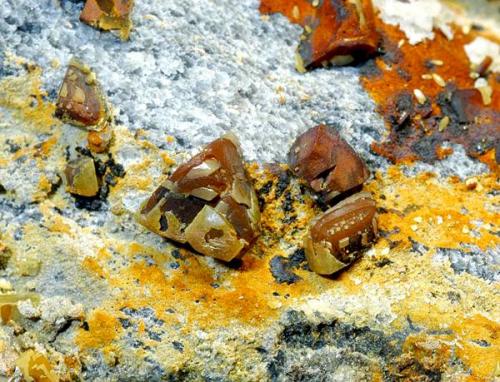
left=432, top=73, right=446, bottom=87
left=429, top=59, right=443, bottom=66
left=413, top=89, right=426, bottom=105
left=438, top=116, right=450, bottom=132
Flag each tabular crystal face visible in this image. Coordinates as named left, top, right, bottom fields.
left=137, top=134, right=260, bottom=262
left=64, top=157, right=99, bottom=197
left=304, top=192, right=378, bottom=275
left=55, top=58, right=108, bottom=129
left=80, top=0, right=134, bottom=40
left=288, top=125, right=369, bottom=201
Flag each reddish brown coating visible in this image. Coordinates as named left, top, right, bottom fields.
left=371, top=86, right=500, bottom=163
left=55, top=59, right=107, bottom=127
left=261, top=1, right=498, bottom=169
left=260, top=0, right=379, bottom=70
left=358, top=19, right=500, bottom=167
left=288, top=125, right=369, bottom=199
left=305, top=192, right=378, bottom=274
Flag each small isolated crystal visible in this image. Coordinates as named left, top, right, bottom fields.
left=55, top=58, right=108, bottom=128
left=80, top=0, right=134, bottom=40
left=296, top=0, right=379, bottom=71
left=288, top=125, right=369, bottom=201
left=137, top=134, right=260, bottom=262
left=304, top=192, right=378, bottom=275
left=65, top=157, right=99, bottom=197
left=87, top=123, right=112, bottom=153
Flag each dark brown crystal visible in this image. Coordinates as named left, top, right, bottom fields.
left=304, top=192, right=378, bottom=275
left=55, top=58, right=108, bottom=128
left=288, top=125, right=370, bottom=200
left=137, top=134, right=260, bottom=262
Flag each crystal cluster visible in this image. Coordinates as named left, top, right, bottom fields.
left=288, top=125, right=378, bottom=275
left=137, top=134, right=260, bottom=262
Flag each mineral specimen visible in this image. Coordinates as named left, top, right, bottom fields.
left=0, top=294, right=39, bottom=324
left=260, top=0, right=380, bottom=71
left=87, top=123, right=112, bottom=153
left=64, top=156, right=99, bottom=197
left=55, top=58, right=109, bottom=129
left=288, top=125, right=370, bottom=201
left=16, top=350, right=58, bottom=382
left=80, top=0, right=134, bottom=40
left=304, top=192, right=378, bottom=275
left=137, top=134, right=260, bottom=262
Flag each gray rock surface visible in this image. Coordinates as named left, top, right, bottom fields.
left=1, top=0, right=387, bottom=165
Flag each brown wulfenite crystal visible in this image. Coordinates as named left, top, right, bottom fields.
left=64, top=157, right=99, bottom=197
left=304, top=192, right=378, bottom=275
left=288, top=125, right=369, bottom=201
left=137, top=134, right=260, bottom=262
left=260, top=0, right=379, bottom=71
left=80, top=0, right=134, bottom=40
left=55, top=58, right=109, bottom=129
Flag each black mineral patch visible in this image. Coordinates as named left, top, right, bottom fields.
left=375, top=257, right=393, bottom=267
left=267, top=310, right=448, bottom=381
left=119, top=318, right=132, bottom=329
left=5, top=139, right=21, bottom=153
left=269, top=251, right=306, bottom=284
left=256, top=180, right=273, bottom=208
left=288, top=248, right=306, bottom=268
left=171, top=249, right=183, bottom=260
left=172, top=341, right=184, bottom=352
left=275, top=171, right=291, bottom=198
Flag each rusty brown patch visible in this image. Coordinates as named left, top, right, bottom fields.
left=362, top=22, right=499, bottom=167
left=260, top=1, right=499, bottom=169
left=260, top=0, right=379, bottom=70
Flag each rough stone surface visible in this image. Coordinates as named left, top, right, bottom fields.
left=0, top=0, right=498, bottom=381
